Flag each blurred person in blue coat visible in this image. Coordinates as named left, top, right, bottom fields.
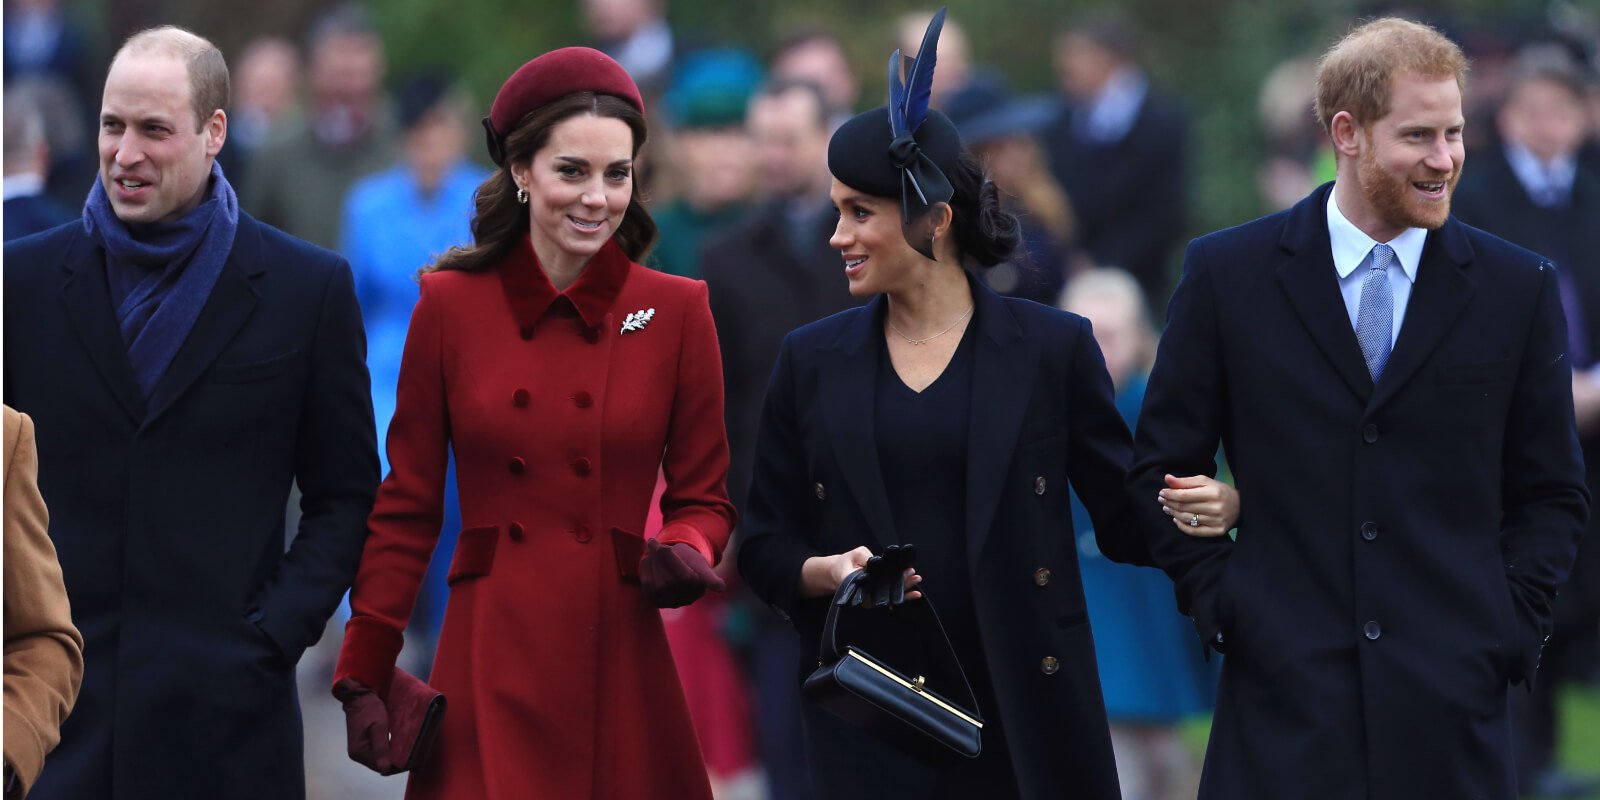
left=1063, top=268, right=1216, bottom=800
left=339, top=73, right=486, bottom=653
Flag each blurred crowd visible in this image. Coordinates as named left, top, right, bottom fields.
left=5, top=1, right=1600, bottom=798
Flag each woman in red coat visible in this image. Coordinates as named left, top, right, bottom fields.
left=331, top=48, right=735, bottom=799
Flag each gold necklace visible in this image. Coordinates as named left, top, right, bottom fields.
left=887, top=304, right=974, bottom=346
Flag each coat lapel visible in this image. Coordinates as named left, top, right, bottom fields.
left=818, top=297, right=899, bottom=549
left=964, top=278, right=1038, bottom=569
left=1276, top=184, right=1375, bottom=403
left=59, top=234, right=147, bottom=424
left=1367, top=219, right=1474, bottom=412
left=143, top=218, right=264, bottom=426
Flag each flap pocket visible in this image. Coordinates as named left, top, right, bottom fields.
left=1436, top=358, right=1513, bottom=386
left=210, top=349, right=301, bottom=384
left=446, top=525, right=500, bottom=585
left=611, top=527, right=644, bottom=582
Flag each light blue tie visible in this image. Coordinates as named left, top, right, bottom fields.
left=1356, top=243, right=1395, bottom=380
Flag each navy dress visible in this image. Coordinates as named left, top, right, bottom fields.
left=874, top=320, right=1020, bottom=795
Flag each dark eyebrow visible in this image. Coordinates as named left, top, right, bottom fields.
left=554, top=156, right=634, bottom=169
left=834, top=192, right=877, bottom=209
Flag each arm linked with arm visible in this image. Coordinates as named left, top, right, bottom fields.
left=1127, top=238, right=1235, bottom=653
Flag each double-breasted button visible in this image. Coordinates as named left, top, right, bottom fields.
left=572, top=523, right=592, bottom=542
left=573, top=457, right=592, bottom=477
left=1034, top=476, right=1047, bottom=495
left=519, top=324, right=535, bottom=341
left=512, top=388, right=530, bottom=408
left=574, top=391, right=593, bottom=408
left=1033, top=568, right=1052, bottom=586
left=1362, top=424, right=1379, bottom=443
left=1363, top=621, right=1382, bottom=640
left=508, top=522, right=525, bottom=542
left=1360, top=521, right=1379, bottom=541
left=814, top=482, right=826, bottom=500
left=508, top=456, right=526, bottom=475
left=582, top=328, right=600, bottom=344
left=1040, top=656, right=1060, bottom=675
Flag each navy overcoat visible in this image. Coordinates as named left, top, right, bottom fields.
left=1130, top=183, right=1589, bottom=800
left=3, top=214, right=378, bottom=799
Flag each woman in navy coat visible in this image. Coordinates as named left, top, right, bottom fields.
left=736, top=12, right=1238, bottom=798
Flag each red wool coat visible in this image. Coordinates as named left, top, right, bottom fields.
left=335, top=236, right=735, bottom=799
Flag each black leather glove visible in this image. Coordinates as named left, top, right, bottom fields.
left=852, top=543, right=918, bottom=608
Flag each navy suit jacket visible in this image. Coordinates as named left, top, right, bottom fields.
left=1130, top=183, right=1589, bottom=800
left=3, top=214, right=378, bottom=799
left=738, top=275, right=1147, bottom=798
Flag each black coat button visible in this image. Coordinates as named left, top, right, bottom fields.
left=814, top=482, right=826, bottom=500
left=1034, top=476, right=1047, bottom=495
left=1364, top=621, right=1382, bottom=640
left=1362, top=424, right=1379, bottom=443
left=1361, top=522, right=1379, bottom=541
left=1034, top=568, right=1051, bottom=586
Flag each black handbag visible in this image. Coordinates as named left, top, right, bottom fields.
left=802, top=569, right=984, bottom=763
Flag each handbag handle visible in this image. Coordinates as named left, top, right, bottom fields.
left=819, top=568, right=982, bottom=719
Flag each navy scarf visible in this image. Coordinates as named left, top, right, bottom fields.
left=83, top=160, right=239, bottom=398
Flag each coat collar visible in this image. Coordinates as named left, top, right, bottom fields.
left=1277, top=181, right=1475, bottom=409
left=498, top=235, right=631, bottom=332
left=59, top=216, right=268, bottom=427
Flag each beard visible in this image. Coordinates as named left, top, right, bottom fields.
left=1356, top=144, right=1459, bottom=231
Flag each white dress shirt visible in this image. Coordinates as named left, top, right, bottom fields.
left=1327, top=188, right=1427, bottom=348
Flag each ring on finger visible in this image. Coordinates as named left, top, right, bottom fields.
left=1188, top=514, right=1201, bottom=527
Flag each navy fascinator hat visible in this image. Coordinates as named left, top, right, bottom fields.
left=827, top=7, right=960, bottom=260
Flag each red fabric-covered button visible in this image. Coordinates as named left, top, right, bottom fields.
left=513, top=388, right=530, bottom=407
left=572, top=457, right=592, bottom=477
left=582, top=328, right=600, bottom=344
left=573, top=391, right=593, bottom=408
left=519, top=324, right=535, bottom=340
left=508, top=522, right=525, bottom=542
left=508, top=457, right=526, bottom=475
left=572, top=523, right=592, bottom=542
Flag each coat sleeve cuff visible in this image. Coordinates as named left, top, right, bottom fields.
left=656, top=521, right=716, bottom=566
left=334, top=616, right=404, bottom=697
left=3, top=708, right=43, bottom=797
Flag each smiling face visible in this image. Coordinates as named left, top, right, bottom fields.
left=98, top=51, right=226, bottom=224
left=1335, top=72, right=1464, bottom=240
left=828, top=178, right=924, bottom=297
left=512, top=113, right=635, bottom=273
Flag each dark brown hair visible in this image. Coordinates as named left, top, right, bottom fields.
left=430, top=92, right=657, bottom=273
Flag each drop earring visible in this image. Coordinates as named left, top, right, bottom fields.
left=516, top=187, right=528, bottom=205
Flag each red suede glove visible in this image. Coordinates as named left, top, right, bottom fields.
left=639, top=538, right=726, bottom=608
left=333, top=677, right=397, bottom=775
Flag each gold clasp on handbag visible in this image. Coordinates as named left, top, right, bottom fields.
left=912, top=675, right=926, bottom=693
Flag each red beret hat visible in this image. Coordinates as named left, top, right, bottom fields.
left=481, top=47, right=645, bottom=165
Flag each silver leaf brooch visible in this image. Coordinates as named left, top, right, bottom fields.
left=620, top=308, right=655, bottom=334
